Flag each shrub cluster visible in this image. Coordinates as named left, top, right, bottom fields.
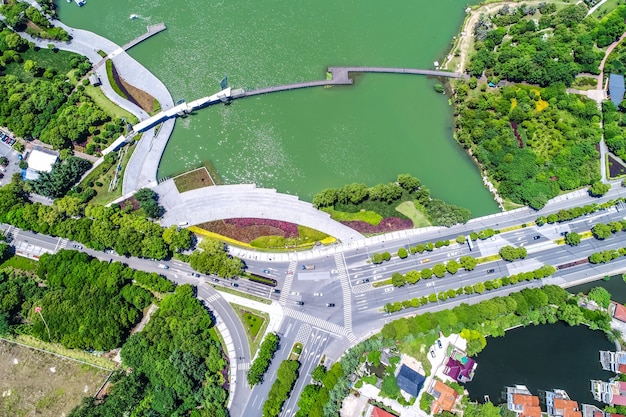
left=390, top=255, right=479, bottom=287
left=589, top=248, right=626, bottom=264
left=225, top=218, right=299, bottom=238
left=262, top=360, right=300, bottom=417
left=499, top=245, right=527, bottom=261
left=248, top=333, right=280, bottom=386
left=341, top=217, right=413, bottom=234
left=535, top=199, right=622, bottom=225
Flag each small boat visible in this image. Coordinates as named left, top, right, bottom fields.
left=74, top=0, right=85, bottom=6
left=130, top=14, right=139, bottom=20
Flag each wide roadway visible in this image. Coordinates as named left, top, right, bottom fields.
left=6, top=183, right=626, bottom=416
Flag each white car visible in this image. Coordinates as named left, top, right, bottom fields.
left=384, top=287, right=394, bottom=293
left=314, top=292, right=323, bottom=296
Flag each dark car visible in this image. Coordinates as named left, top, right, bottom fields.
left=212, top=278, right=219, bottom=283
left=193, top=273, right=200, bottom=277
left=487, top=268, right=495, bottom=273
left=273, top=289, right=281, bottom=294
left=232, top=283, right=238, bottom=287
left=437, top=339, right=442, bottom=348
left=326, top=303, right=335, bottom=307
left=533, top=235, right=541, bottom=240
left=296, top=301, right=304, bottom=305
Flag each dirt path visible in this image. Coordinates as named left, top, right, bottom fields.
left=598, top=31, right=626, bottom=89
left=448, top=1, right=569, bottom=74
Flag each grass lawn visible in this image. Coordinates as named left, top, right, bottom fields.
left=4, top=48, right=80, bottom=82
left=395, top=201, right=431, bottom=228
left=231, top=304, right=269, bottom=355
left=592, top=0, right=620, bottom=18
left=322, top=207, right=383, bottom=225
left=84, top=84, right=137, bottom=123
left=0, top=255, right=38, bottom=272
left=0, top=339, right=111, bottom=417
left=173, top=167, right=214, bottom=193
left=88, top=142, right=136, bottom=206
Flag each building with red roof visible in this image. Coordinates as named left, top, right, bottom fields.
left=427, top=380, right=460, bottom=415
left=507, top=385, right=542, bottom=417
left=370, top=405, right=396, bottom=417
left=611, top=302, right=626, bottom=323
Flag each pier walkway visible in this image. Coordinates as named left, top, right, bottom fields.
left=121, top=23, right=167, bottom=51
left=132, top=66, right=463, bottom=133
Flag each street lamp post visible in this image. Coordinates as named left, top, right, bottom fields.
left=35, top=306, right=51, bottom=342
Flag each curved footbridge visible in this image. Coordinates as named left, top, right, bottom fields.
left=154, top=180, right=364, bottom=242
left=131, top=66, right=465, bottom=134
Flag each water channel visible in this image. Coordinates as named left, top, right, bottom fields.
left=55, top=0, right=499, bottom=216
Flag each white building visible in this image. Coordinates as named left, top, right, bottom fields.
left=26, top=147, right=58, bottom=180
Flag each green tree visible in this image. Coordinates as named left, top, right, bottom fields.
left=397, top=247, right=408, bottom=259
left=391, top=272, right=406, bottom=287
left=446, top=259, right=460, bottom=274
left=589, top=181, right=610, bottom=197
left=592, top=223, right=613, bottom=240
left=433, top=264, right=447, bottom=278
left=460, top=255, right=477, bottom=271
left=565, top=231, right=581, bottom=246
left=588, top=287, right=611, bottom=309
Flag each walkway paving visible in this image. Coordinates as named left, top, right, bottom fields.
left=154, top=180, right=364, bottom=242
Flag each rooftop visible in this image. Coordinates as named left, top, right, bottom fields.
left=430, top=381, right=458, bottom=414
left=27, top=147, right=58, bottom=174
left=610, top=74, right=625, bottom=108
left=614, top=303, right=626, bottom=323
left=371, top=406, right=396, bottom=417
left=444, top=354, right=476, bottom=383
left=395, top=364, right=425, bottom=398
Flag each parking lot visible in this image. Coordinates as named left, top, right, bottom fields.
left=0, top=132, right=22, bottom=184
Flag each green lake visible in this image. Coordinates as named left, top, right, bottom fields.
left=56, top=0, right=499, bottom=216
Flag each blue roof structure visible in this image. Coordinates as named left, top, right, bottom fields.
left=610, top=74, right=625, bottom=107
left=396, top=365, right=425, bottom=397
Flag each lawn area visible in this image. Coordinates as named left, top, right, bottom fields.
left=84, top=84, right=137, bottom=123
left=0, top=255, right=38, bottom=272
left=4, top=48, right=79, bottom=82
left=173, top=167, right=214, bottom=193
left=592, top=0, right=620, bottom=18
left=231, top=304, right=269, bottom=355
left=395, top=201, right=431, bottom=228
left=87, top=142, right=136, bottom=206
left=0, top=339, right=111, bottom=417
left=322, top=207, right=383, bottom=225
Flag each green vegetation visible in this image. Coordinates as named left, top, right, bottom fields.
left=395, top=201, right=432, bottom=227
left=1, top=1, right=69, bottom=41
left=322, top=206, right=383, bottom=225
left=371, top=251, right=391, bottom=264
left=190, top=238, right=244, bottom=278
left=70, top=285, right=229, bottom=417
left=0, top=254, right=38, bottom=272
left=105, top=60, right=128, bottom=100
left=0, top=179, right=196, bottom=260
left=565, top=231, right=582, bottom=246
left=30, top=157, right=92, bottom=199
left=499, top=245, right=527, bottom=261
left=133, top=188, right=163, bottom=219
left=535, top=199, right=623, bottom=225
left=248, top=332, right=280, bottom=386
left=384, top=265, right=557, bottom=312
left=588, top=286, right=612, bottom=309
left=232, top=304, right=268, bottom=354
left=173, top=167, right=215, bottom=193
left=83, top=84, right=136, bottom=122
left=572, top=76, right=599, bottom=90
left=262, top=360, right=300, bottom=417
left=468, top=3, right=602, bottom=85
left=313, top=174, right=471, bottom=228
left=454, top=82, right=601, bottom=209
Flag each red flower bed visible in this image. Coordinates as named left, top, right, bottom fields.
left=196, top=218, right=300, bottom=243
left=341, top=217, right=413, bottom=233
left=224, top=218, right=299, bottom=237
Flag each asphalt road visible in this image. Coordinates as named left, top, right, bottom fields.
left=6, top=184, right=626, bottom=416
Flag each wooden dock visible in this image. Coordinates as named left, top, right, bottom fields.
left=122, top=23, right=167, bottom=51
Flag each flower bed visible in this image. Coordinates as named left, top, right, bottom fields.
left=196, top=218, right=299, bottom=243
left=341, top=217, right=413, bottom=234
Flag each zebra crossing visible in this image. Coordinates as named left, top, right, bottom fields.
left=59, top=238, right=68, bottom=249
left=204, top=293, right=221, bottom=303
left=351, top=282, right=374, bottom=294
left=237, top=362, right=250, bottom=371
left=333, top=253, right=353, bottom=335
left=278, top=260, right=298, bottom=305
left=284, top=308, right=347, bottom=339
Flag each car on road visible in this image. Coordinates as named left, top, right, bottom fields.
left=212, top=278, right=219, bottom=283
left=420, top=258, right=430, bottom=264
left=487, top=268, right=495, bottom=273
left=326, top=303, right=335, bottom=307
left=295, top=301, right=304, bottom=305
left=533, top=235, right=541, bottom=240
left=437, top=339, right=442, bottom=348
left=314, top=292, right=323, bottom=296
left=231, top=282, right=239, bottom=287
left=384, top=287, right=394, bottom=293
left=430, top=350, right=435, bottom=358
left=273, top=289, right=281, bottom=294
left=193, top=273, right=200, bottom=277
left=158, top=264, right=169, bottom=270
left=72, top=244, right=83, bottom=250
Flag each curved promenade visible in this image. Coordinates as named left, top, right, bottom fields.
left=155, top=180, right=364, bottom=242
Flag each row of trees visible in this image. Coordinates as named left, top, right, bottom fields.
left=385, top=265, right=557, bottom=314
left=295, top=363, right=345, bottom=417
left=373, top=236, right=469, bottom=265
left=588, top=247, right=626, bottom=264
left=453, top=81, right=601, bottom=209
left=0, top=2, right=69, bottom=40
left=313, top=174, right=472, bottom=228
left=189, top=238, right=243, bottom=278
left=390, top=255, right=481, bottom=287
left=70, top=285, right=229, bottom=417
left=0, top=179, right=197, bottom=260
left=262, top=360, right=300, bottom=417
left=592, top=219, right=626, bottom=240
left=247, top=332, right=280, bottom=385
left=536, top=200, right=620, bottom=225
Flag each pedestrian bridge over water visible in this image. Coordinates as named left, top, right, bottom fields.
left=131, top=66, right=465, bottom=133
